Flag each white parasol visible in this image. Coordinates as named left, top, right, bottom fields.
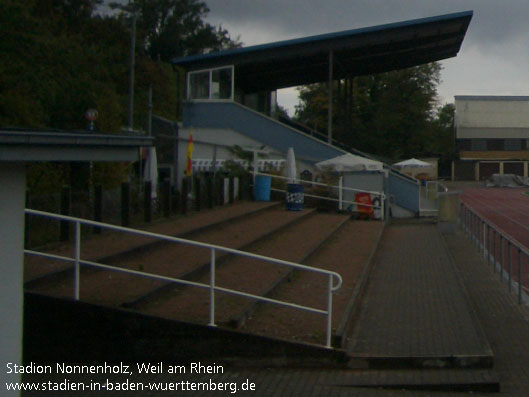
left=393, top=158, right=431, bottom=168
left=316, top=153, right=383, bottom=172
left=143, top=146, right=158, bottom=199
left=286, top=147, right=297, bottom=183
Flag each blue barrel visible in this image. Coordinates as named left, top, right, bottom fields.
left=286, top=183, right=304, bottom=211
left=254, top=175, right=271, bottom=201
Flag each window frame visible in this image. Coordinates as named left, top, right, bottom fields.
left=187, top=65, right=234, bottom=101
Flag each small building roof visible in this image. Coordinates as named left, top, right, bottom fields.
left=173, top=11, right=473, bottom=92
left=0, top=128, right=152, bottom=162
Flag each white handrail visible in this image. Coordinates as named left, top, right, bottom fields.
left=257, top=171, right=385, bottom=218
left=24, top=209, right=342, bottom=348
left=270, top=187, right=380, bottom=209
left=257, top=171, right=385, bottom=198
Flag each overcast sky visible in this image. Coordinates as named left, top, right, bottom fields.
left=203, top=0, right=529, bottom=115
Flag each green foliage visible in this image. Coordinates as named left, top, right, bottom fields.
left=228, top=145, right=253, bottom=163
left=110, top=0, right=242, bottom=62
left=92, top=162, right=131, bottom=188
left=0, top=0, right=238, bottom=131
left=1, top=0, right=239, bottom=196
left=426, top=103, right=456, bottom=158
left=26, top=163, right=69, bottom=196
left=293, top=63, right=451, bottom=162
left=295, top=83, right=329, bottom=133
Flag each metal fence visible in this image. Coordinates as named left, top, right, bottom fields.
left=460, top=203, right=528, bottom=304
left=24, top=209, right=343, bottom=348
left=256, top=172, right=386, bottom=219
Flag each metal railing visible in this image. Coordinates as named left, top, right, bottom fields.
left=24, top=209, right=343, bottom=348
left=256, top=172, right=386, bottom=219
left=460, top=203, right=528, bottom=304
left=419, top=181, right=448, bottom=215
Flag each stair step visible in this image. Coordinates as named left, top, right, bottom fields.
left=138, top=213, right=351, bottom=326
left=228, top=214, right=352, bottom=329
left=239, top=221, right=384, bottom=345
left=24, top=201, right=278, bottom=285
left=335, top=368, right=499, bottom=393
left=27, top=207, right=314, bottom=306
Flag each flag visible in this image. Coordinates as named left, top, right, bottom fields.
left=186, top=132, right=194, bottom=176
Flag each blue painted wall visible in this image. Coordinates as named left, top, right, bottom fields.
left=183, top=101, right=345, bottom=163
left=388, top=171, right=419, bottom=214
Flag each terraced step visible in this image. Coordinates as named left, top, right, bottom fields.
left=336, top=368, right=499, bottom=393
left=24, top=201, right=278, bottom=285
left=27, top=207, right=315, bottom=307
left=239, top=220, right=384, bottom=346
left=137, top=213, right=352, bottom=328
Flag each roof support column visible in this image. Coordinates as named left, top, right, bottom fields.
left=327, top=49, right=334, bottom=144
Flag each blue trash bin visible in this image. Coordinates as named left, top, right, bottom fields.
left=254, top=175, right=271, bottom=201
left=286, top=183, right=304, bottom=211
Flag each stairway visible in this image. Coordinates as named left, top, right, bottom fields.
left=24, top=201, right=383, bottom=357
left=23, top=208, right=502, bottom=392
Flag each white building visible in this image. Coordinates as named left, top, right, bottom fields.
left=454, top=96, right=529, bottom=180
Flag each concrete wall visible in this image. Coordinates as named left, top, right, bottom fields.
left=455, top=96, right=529, bottom=131
left=342, top=172, right=384, bottom=207
left=182, top=101, right=345, bottom=163
left=457, top=127, right=529, bottom=139
left=24, top=293, right=348, bottom=367
left=174, top=127, right=314, bottom=188
left=388, top=171, right=419, bottom=214
left=0, top=163, right=26, bottom=396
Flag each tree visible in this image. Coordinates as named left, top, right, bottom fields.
left=427, top=103, right=456, bottom=157
left=110, top=0, right=241, bottom=62
left=295, top=83, right=331, bottom=134
left=0, top=0, right=241, bottom=195
left=293, top=63, right=443, bottom=161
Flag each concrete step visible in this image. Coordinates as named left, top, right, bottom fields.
left=226, top=215, right=355, bottom=330
left=24, top=201, right=279, bottom=286
left=337, top=368, right=499, bottom=393
left=137, top=213, right=352, bottom=330
left=239, top=220, right=384, bottom=346
left=26, top=207, right=315, bottom=307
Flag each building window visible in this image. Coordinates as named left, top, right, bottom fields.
left=457, top=139, right=471, bottom=151
left=189, top=71, right=210, bottom=99
left=188, top=66, right=234, bottom=100
left=487, top=139, right=504, bottom=151
left=505, top=139, right=522, bottom=151
left=211, top=68, right=232, bottom=99
left=470, top=139, right=487, bottom=151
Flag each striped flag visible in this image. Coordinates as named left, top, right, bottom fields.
left=185, top=132, right=194, bottom=176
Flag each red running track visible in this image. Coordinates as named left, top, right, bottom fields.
left=462, top=187, right=529, bottom=293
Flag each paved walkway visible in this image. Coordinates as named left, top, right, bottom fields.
left=445, top=229, right=529, bottom=396
left=347, top=221, right=492, bottom=364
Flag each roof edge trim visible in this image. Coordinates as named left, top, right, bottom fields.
left=172, top=10, right=473, bottom=66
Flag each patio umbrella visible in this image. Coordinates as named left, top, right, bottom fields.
left=143, top=146, right=158, bottom=199
left=286, top=147, right=297, bottom=183
left=316, top=153, right=383, bottom=172
left=393, top=158, right=431, bottom=168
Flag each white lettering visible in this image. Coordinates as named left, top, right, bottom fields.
left=190, top=362, right=224, bottom=374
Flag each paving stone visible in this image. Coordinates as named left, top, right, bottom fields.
left=445, top=229, right=529, bottom=396
left=347, top=222, right=491, bottom=365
